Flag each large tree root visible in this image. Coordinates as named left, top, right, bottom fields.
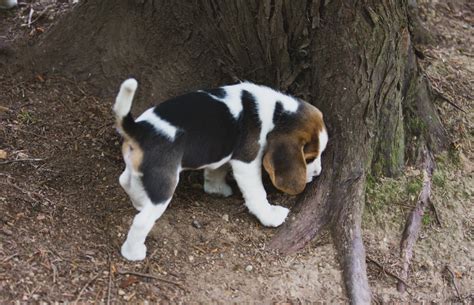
left=398, top=148, right=434, bottom=292
left=270, top=147, right=372, bottom=305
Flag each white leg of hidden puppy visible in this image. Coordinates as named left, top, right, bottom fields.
left=204, top=164, right=233, bottom=197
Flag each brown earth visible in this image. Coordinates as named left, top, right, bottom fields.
left=0, top=0, right=472, bottom=303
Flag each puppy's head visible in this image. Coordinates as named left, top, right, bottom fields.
left=263, top=103, right=327, bottom=195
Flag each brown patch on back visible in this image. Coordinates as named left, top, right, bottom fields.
left=122, top=137, right=144, bottom=173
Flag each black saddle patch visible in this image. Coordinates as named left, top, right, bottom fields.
left=232, top=90, right=262, bottom=163
left=154, top=91, right=238, bottom=169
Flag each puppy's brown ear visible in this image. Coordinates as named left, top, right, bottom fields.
left=263, top=138, right=307, bottom=195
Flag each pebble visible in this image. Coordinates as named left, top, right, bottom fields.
left=192, top=220, right=202, bottom=229
left=118, top=289, right=126, bottom=296
left=2, top=228, right=13, bottom=236
left=245, top=265, right=253, bottom=272
left=222, top=214, right=229, bottom=222
left=189, top=255, right=194, bottom=262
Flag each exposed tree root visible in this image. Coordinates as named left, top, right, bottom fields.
left=332, top=208, right=371, bottom=304
left=268, top=157, right=333, bottom=253
left=270, top=147, right=372, bottom=304
left=398, top=147, right=435, bottom=292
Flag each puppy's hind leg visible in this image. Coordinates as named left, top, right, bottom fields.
left=120, top=198, right=171, bottom=261
left=121, top=164, right=179, bottom=261
left=204, top=164, right=233, bottom=197
left=119, top=167, right=147, bottom=211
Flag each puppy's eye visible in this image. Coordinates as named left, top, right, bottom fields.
left=305, top=157, right=316, bottom=163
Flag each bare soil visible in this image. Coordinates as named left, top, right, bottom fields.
left=0, top=0, right=472, bottom=303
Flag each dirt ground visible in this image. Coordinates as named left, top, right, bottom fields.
left=0, top=0, right=472, bottom=303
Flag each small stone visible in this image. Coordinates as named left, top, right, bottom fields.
left=222, top=214, right=229, bottom=222
left=192, top=220, right=202, bottom=229
left=245, top=265, right=253, bottom=272
left=118, top=289, right=126, bottom=296
left=189, top=255, right=194, bottom=262
left=173, top=249, right=178, bottom=256
left=2, top=228, right=13, bottom=236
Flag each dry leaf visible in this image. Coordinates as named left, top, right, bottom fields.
left=119, top=275, right=139, bottom=289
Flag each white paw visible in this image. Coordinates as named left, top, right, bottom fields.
left=257, top=205, right=289, bottom=227
left=204, top=181, right=233, bottom=197
left=121, top=241, right=146, bottom=261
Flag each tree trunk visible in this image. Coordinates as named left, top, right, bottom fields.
left=22, top=0, right=449, bottom=303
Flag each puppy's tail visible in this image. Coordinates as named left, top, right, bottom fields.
left=113, top=78, right=139, bottom=138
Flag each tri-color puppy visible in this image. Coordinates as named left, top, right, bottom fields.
left=113, top=79, right=328, bottom=261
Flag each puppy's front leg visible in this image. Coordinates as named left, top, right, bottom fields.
left=230, top=159, right=289, bottom=227
left=121, top=200, right=170, bottom=261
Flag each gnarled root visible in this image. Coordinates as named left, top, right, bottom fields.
left=398, top=148, right=434, bottom=292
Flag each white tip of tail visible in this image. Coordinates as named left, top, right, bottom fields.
left=113, top=78, right=138, bottom=118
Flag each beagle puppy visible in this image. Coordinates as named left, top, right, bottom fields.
left=114, top=79, right=328, bottom=261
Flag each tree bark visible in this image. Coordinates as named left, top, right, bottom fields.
left=21, top=0, right=448, bottom=303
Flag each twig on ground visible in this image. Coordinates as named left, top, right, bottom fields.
left=117, top=269, right=187, bottom=292
left=107, top=255, right=112, bottom=305
left=398, top=148, right=435, bottom=293
left=366, top=256, right=410, bottom=288
left=445, top=266, right=463, bottom=302
left=429, top=199, right=442, bottom=227
left=428, top=77, right=466, bottom=113
left=434, top=93, right=466, bottom=113
left=142, top=248, right=159, bottom=274
left=0, top=158, right=44, bottom=165
left=50, top=261, right=57, bottom=284
left=3, top=178, right=37, bottom=202
left=74, top=273, right=100, bottom=303
left=14, top=128, right=49, bottom=140
left=1, top=253, right=19, bottom=263
left=27, top=8, right=34, bottom=28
